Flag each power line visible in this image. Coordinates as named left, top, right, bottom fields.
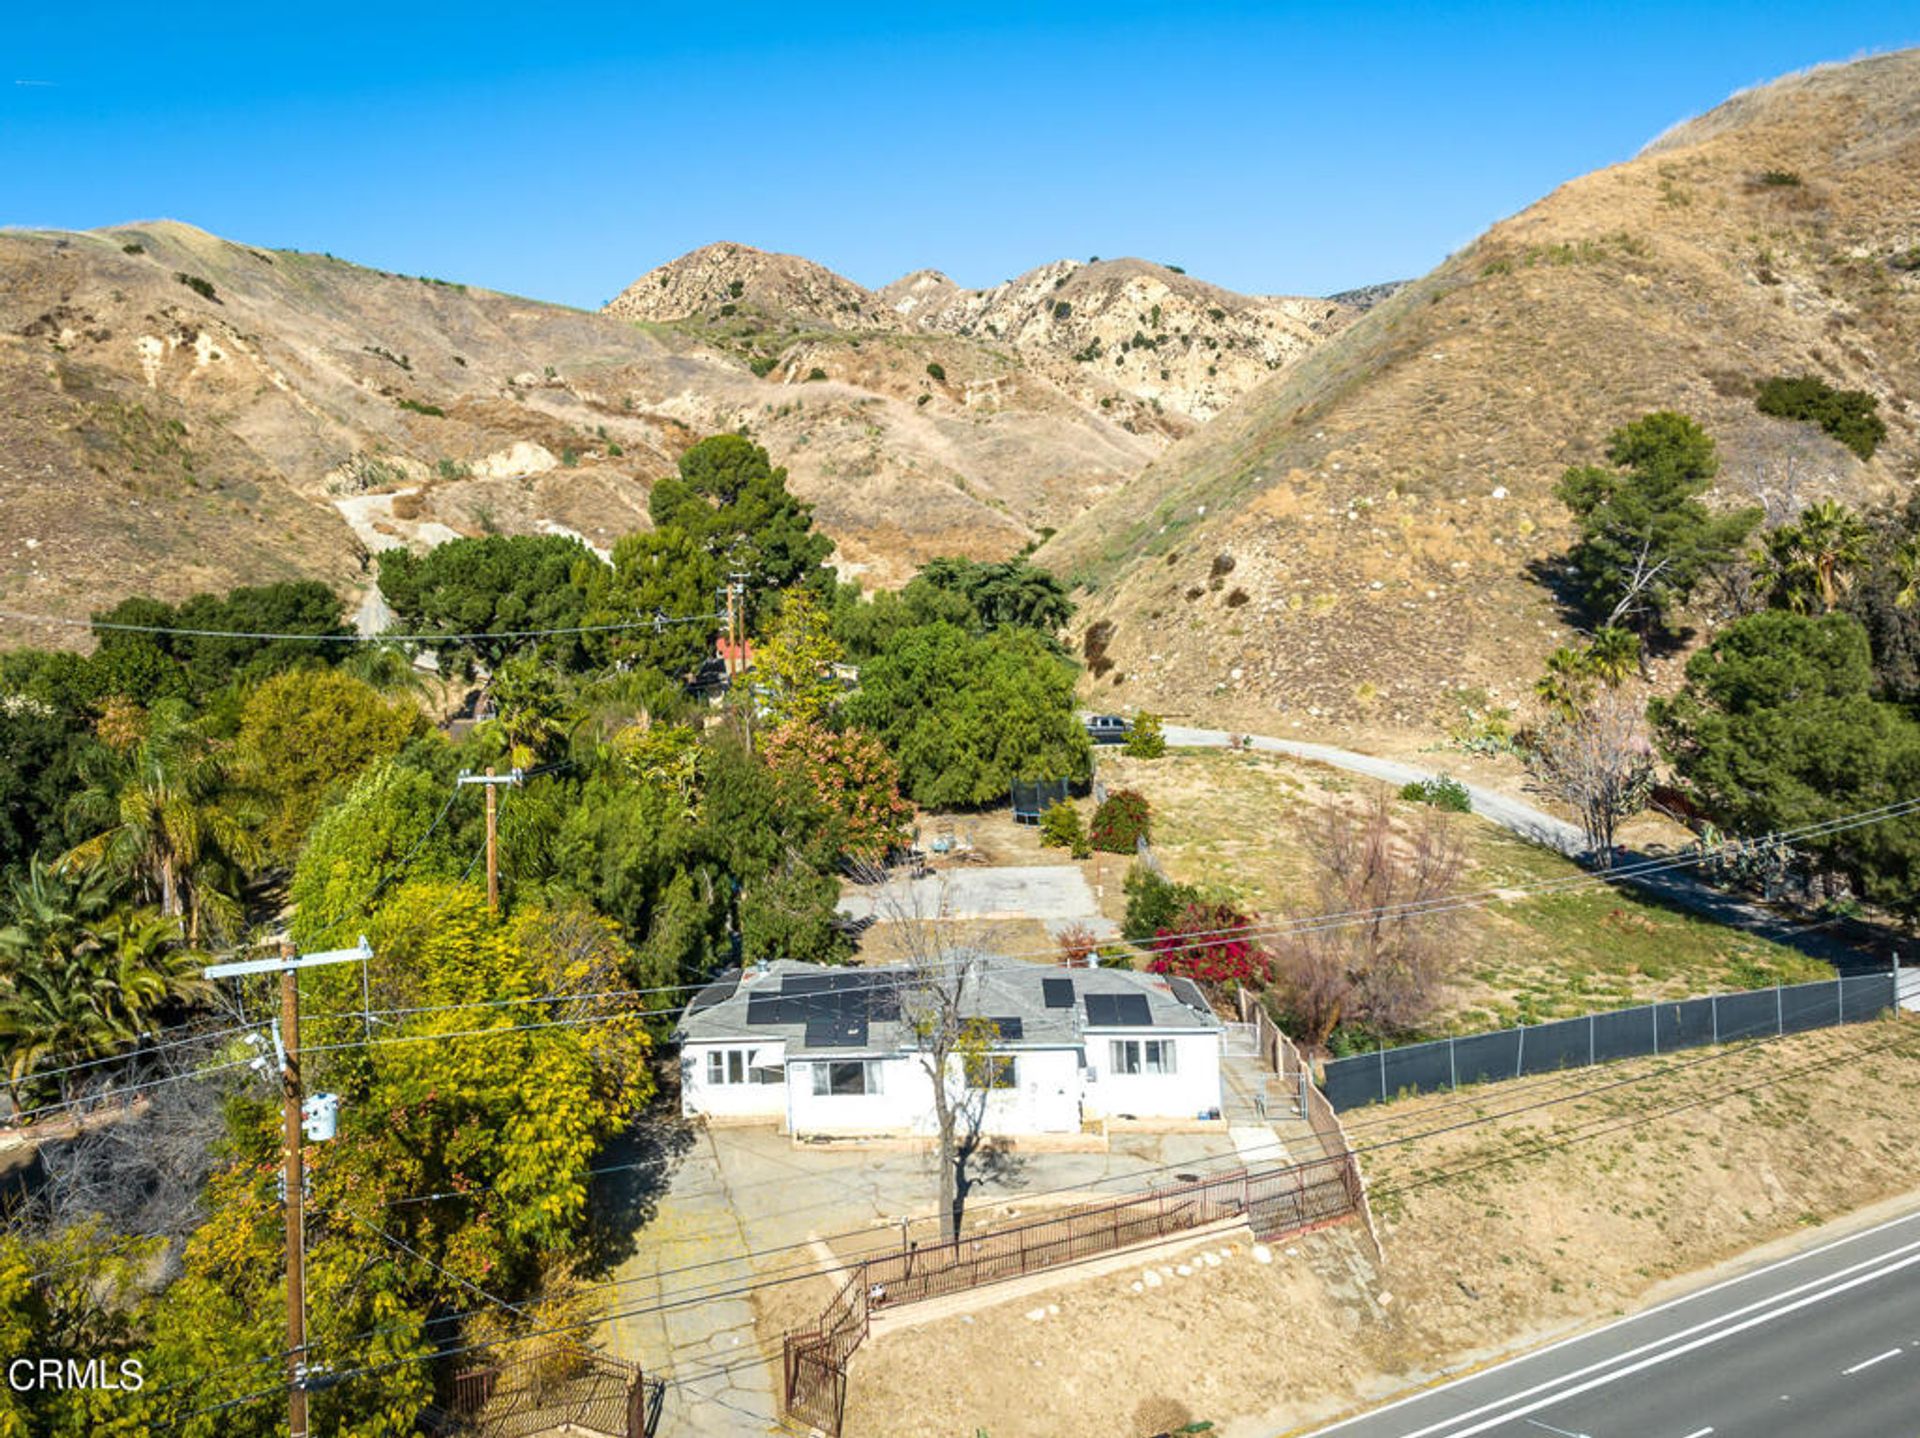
left=0, top=608, right=725, bottom=645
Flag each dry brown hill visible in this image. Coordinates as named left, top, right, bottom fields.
left=604, top=240, right=910, bottom=333
left=878, top=256, right=1351, bottom=423
left=0, top=223, right=1173, bottom=638
left=606, top=243, right=1349, bottom=427
left=1044, top=50, right=1920, bottom=739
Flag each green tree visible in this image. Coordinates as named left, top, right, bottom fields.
left=1038, top=800, right=1090, bottom=858
left=1124, top=711, right=1167, bottom=758
left=1555, top=412, right=1760, bottom=639
left=1755, top=375, right=1887, bottom=460
left=377, top=533, right=601, bottom=671
left=583, top=526, right=720, bottom=679
left=0, top=859, right=205, bottom=1097
left=1650, top=610, right=1920, bottom=911
left=913, top=556, right=1074, bottom=634
left=647, top=434, right=833, bottom=594
left=760, top=720, right=913, bottom=862
left=289, top=756, right=474, bottom=947
left=845, top=624, right=1091, bottom=807
left=484, top=655, right=571, bottom=769
left=754, top=590, right=844, bottom=725
left=1764, top=498, right=1872, bottom=614
left=237, top=668, right=425, bottom=863
left=63, top=700, right=262, bottom=942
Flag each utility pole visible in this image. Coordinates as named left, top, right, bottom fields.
left=205, top=936, right=372, bottom=1438
left=456, top=768, right=523, bottom=916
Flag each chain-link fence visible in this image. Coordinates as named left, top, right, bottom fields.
left=1322, top=969, right=1906, bottom=1111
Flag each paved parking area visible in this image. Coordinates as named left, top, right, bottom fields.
left=594, top=1120, right=1262, bottom=1433
left=838, top=865, right=1119, bottom=937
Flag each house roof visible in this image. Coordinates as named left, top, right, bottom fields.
left=676, top=959, right=1222, bottom=1059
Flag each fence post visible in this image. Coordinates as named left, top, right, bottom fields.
left=1515, top=1023, right=1525, bottom=1079
left=1711, top=994, right=1719, bottom=1045
left=1378, top=1041, right=1387, bottom=1104
left=1298, top=1067, right=1308, bottom=1118
left=1839, top=973, right=1847, bottom=1023
left=1448, top=1037, right=1457, bottom=1092
left=1588, top=1014, right=1595, bottom=1066
left=1652, top=1003, right=1660, bottom=1056
left=1776, top=982, right=1784, bottom=1036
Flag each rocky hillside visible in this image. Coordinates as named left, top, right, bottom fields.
left=1043, top=50, right=1920, bottom=739
left=604, top=240, right=909, bottom=333
left=608, top=244, right=1350, bottom=426
left=877, top=258, right=1350, bottom=423
left=0, top=223, right=1168, bottom=639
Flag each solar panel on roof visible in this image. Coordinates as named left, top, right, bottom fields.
left=745, top=993, right=783, bottom=1026
left=804, top=1015, right=869, bottom=1048
left=687, top=970, right=741, bottom=1016
left=1084, top=992, right=1154, bottom=1027
left=1042, top=977, right=1075, bottom=1009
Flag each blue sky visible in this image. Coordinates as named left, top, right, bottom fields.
left=5, top=3, right=1915, bottom=307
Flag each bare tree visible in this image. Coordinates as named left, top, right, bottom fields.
left=1271, top=794, right=1464, bottom=1049
left=1524, top=688, right=1655, bottom=867
left=876, top=873, right=996, bottom=1241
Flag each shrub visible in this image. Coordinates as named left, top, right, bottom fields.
left=1225, top=588, right=1250, bottom=608
left=1089, top=789, right=1150, bottom=853
left=172, top=272, right=218, bottom=302
left=1147, top=900, right=1269, bottom=988
left=1124, top=711, right=1166, bottom=758
left=925, top=361, right=946, bottom=383
left=1055, top=922, right=1099, bottom=968
left=396, top=398, right=444, bottom=417
left=122, top=242, right=145, bottom=255
left=805, top=367, right=828, bottom=382
left=1122, top=865, right=1199, bottom=941
left=1038, top=800, right=1086, bottom=854
left=1083, top=619, right=1115, bottom=678
left=1399, top=776, right=1472, bottom=812
left=749, top=355, right=777, bottom=378
left=1757, top=169, right=1802, bottom=187
left=1052, top=301, right=1071, bottom=320
left=1756, top=375, right=1886, bottom=460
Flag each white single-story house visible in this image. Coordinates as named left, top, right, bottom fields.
left=676, top=960, right=1224, bottom=1138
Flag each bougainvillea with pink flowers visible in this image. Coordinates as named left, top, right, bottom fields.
left=1146, top=899, right=1270, bottom=988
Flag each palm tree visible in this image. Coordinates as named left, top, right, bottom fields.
left=62, top=699, right=263, bottom=943
left=1534, top=646, right=1594, bottom=722
left=1766, top=499, right=1871, bottom=613
left=1891, top=538, right=1920, bottom=611
left=0, top=861, right=207, bottom=1102
left=1584, top=626, right=1641, bottom=686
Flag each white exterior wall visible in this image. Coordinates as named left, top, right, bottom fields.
left=1082, top=1031, right=1222, bottom=1120
left=679, top=1040, right=789, bottom=1122
left=786, top=1054, right=933, bottom=1136
left=783, top=1047, right=1084, bottom=1137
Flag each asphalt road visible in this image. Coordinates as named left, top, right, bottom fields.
left=1294, top=1204, right=1920, bottom=1438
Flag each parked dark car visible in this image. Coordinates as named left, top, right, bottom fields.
left=1084, top=714, right=1132, bottom=745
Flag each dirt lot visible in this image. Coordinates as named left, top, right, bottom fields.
left=1094, top=747, right=1829, bottom=1032
left=843, top=1015, right=1920, bottom=1438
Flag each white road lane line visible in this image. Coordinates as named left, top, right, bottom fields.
left=1419, top=1247, right=1920, bottom=1438
left=1678, top=1427, right=1714, bottom=1438
left=1369, top=1235, right=1920, bottom=1438
left=1293, top=1209, right=1920, bottom=1438
left=1523, top=1421, right=1590, bottom=1438
left=1841, top=1346, right=1901, bottom=1375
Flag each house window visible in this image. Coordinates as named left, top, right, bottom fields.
left=704, top=1049, right=748, bottom=1085
left=966, top=1055, right=1017, bottom=1091
left=1109, top=1040, right=1176, bottom=1076
left=812, top=1060, right=883, bottom=1097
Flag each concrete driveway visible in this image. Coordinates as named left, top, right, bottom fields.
left=839, top=865, right=1119, bottom=937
